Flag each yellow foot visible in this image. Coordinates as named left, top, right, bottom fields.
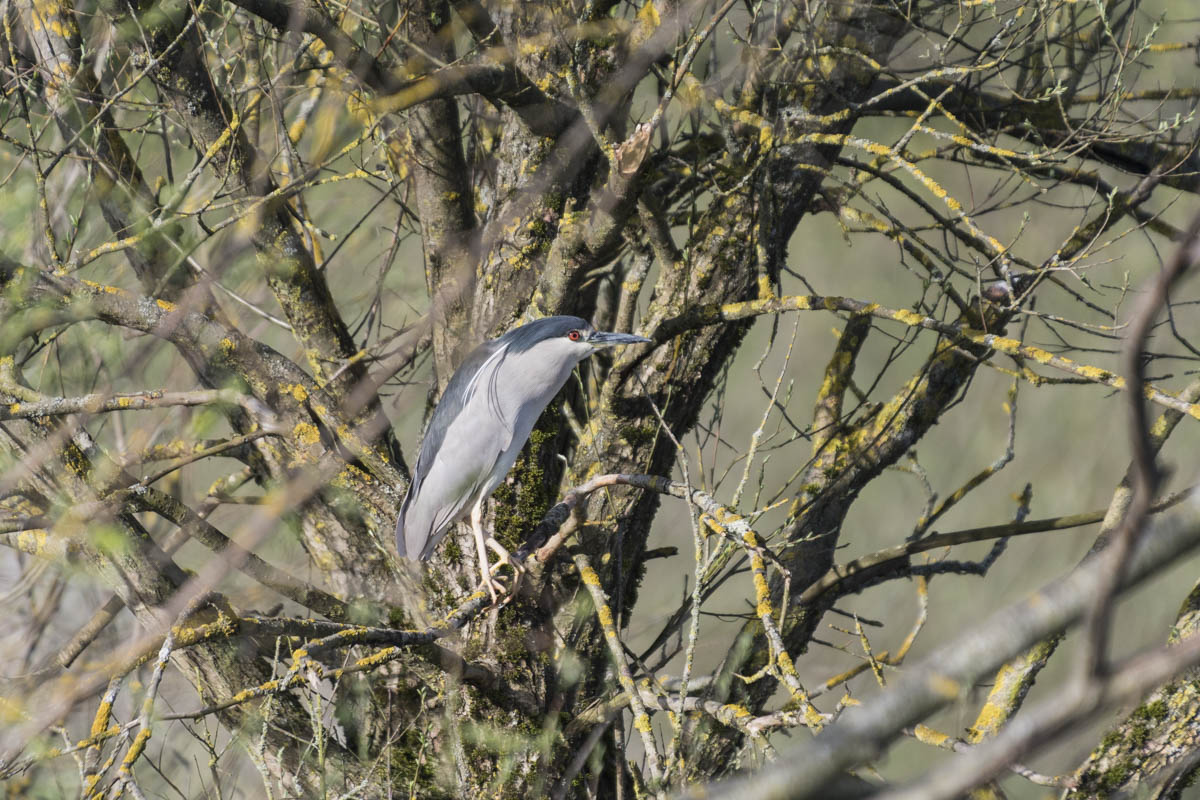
left=477, top=573, right=509, bottom=606
left=482, top=538, right=526, bottom=605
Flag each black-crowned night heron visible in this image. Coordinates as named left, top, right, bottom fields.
left=396, top=315, right=650, bottom=600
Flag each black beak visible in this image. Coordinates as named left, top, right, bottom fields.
left=589, top=330, right=652, bottom=348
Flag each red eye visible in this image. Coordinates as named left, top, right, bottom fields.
left=567, top=330, right=582, bottom=342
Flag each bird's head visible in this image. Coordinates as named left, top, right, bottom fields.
left=562, top=321, right=652, bottom=354
left=504, top=316, right=651, bottom=364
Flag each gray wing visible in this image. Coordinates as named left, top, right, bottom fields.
left=395, top=339, right=513, bottom=560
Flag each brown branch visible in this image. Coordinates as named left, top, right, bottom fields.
left=0, top=387, right=276, bottom=423
left=13, top=0, right=199, bottom=302
left=119, top=486, right=351, bottom=621
left=877, top=620, right=1200, bottom=800
left=1066, top=579, right=1200, bottom=796
left=573, top=550, right=664, bottom=785
left=902, top=726, right=1066, bottom=788
left=811, top=313, right=871, bottom=452
left=224, top=0, right=404, bottom=93
left=158, top=595, right=491, bottom=722
left=798, top=488, right=1194, bottom=605
left=654, top=292, right=1200, bottom=421
left=682, top=501, right=1200, bottom=800
left=228, top=0, right=577, bottom=137
left=867, top=80, right=1200, bottom=195
left=131, top=432, right=270, bottom=488
left=1081, top=209, right=1200, bottom=678
left=122, top=0, right=395, bottom=433
left=377, top=59, right=578, bottom=138
left=406, top=0, right=479, bottom=377
left=0, top=264, right=401, bottom=502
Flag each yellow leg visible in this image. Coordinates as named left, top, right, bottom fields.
left=470, top=501, right=526, bottom=605
left=486, top=537, right=525, bottom=599
left=470, top=500, right=502, bottom=604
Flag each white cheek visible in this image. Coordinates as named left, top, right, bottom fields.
left=506, top=340, right=587, bottom=399
left=556, top=338, right=590, bottom=358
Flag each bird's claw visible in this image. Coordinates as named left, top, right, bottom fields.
left=479, top=539, right=525, bottom=606
left=479, top=574, right=510, bottom=605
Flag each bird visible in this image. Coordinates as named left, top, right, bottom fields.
left=396, top=315, right=651, bottom=601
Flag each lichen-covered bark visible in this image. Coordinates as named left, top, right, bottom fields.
left=0, top=258, right=405, bottom=602
left=15, top=0, right=196, bottom=301
left=1066, top=583, right=1200, bottom=799
left=962, top=376, right=1200, bottom=771
left=115, top=0, right=400, bottom=434
left=407, top=0, right=478, bottom=379
left=0, top=362, right=357, bottom=794
left=675, top=0, right=917, bottom=770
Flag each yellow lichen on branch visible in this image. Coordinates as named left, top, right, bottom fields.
left=663, top=293, right=1200, bottom=421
